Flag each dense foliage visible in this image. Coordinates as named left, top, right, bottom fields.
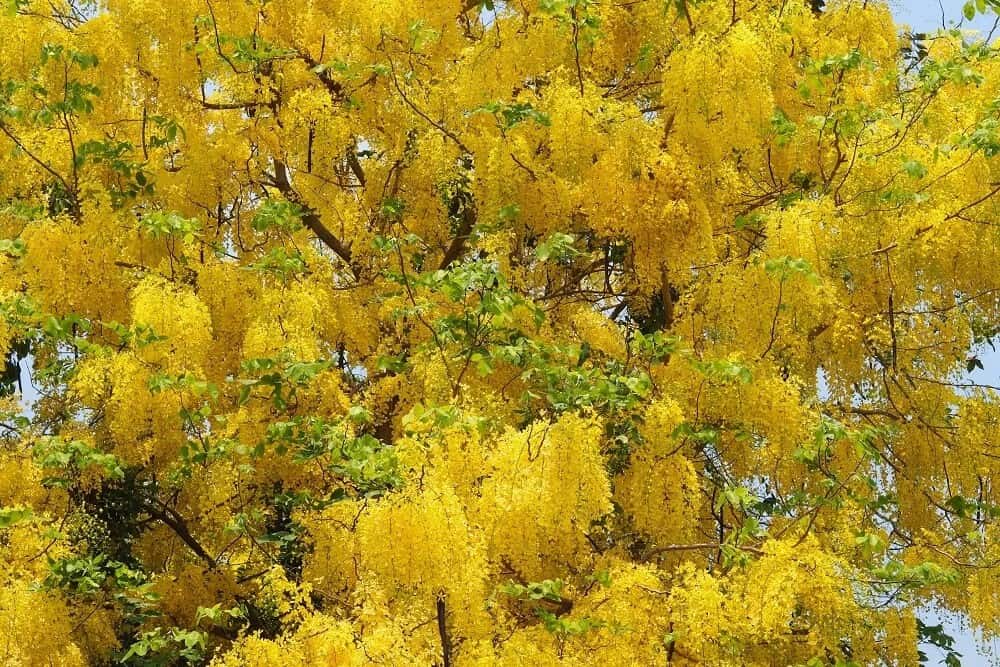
left=1, top=0, right=1000, bottom=664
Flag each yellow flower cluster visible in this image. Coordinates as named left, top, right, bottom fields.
left=478, top=414, right=613, bottom=579
left=0, top=0, right=998, bottom=663
left=131, top=277, right=214, bottom=372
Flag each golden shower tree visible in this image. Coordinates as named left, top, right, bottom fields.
left=1, top=0, right=1000, bottom=664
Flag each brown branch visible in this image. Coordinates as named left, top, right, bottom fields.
left=679, top=0, right=696, bottom=34
left=346, top=144, right=367, bottom=187
left=509, top=151, right=537, bottom=180
left=204, top=0, right=244, bottom=75
left=0, top=122, right=74, bottom=197
left=388, top=61, right=471, bottom=155
left=807, top=323, right=830, bottom=342
left=143, top=501, right=217, bottom=569
left=836, top=405, right=902, bottom=422
left=661, top=264, right=675, bottom=331
left=946, top=183, right=1000, bottom=222
left=645, top=542, right=763, bottom=559
left=297, top=50, right=346, bottom=101
left=760, top=280, right=783, bottom=359
left=383, top=62, right=478, bottom=269
left=570, top=5, right=585, bottom=96
left=271, top=160, right=357, bottom=275
left=196, top=98, right=264, bottom=110
left=439, top=197, right=477, bottom=270
left=436, top=596, right=452, bottom=667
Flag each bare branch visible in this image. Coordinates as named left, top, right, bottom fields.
left=271, top=160, right=357, bottom=276
left=142, top=501, right=217, bottom=569
left=436, top=596, right=452, bottom=667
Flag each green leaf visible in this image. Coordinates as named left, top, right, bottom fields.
left=716, top=486, right=755, bottom=512
left=536, top=232, right=579, bottom=262
left=0, top=505, right=32, bottom=528
left=348, top=405, right=372, bottom=424
left=902, top=159, right=927, bottom=179
left=380, top=196, right=406, bottom=221
left=5, top=0, right=28, bottom=16
left=470, top=101, right=551, bottom=129
left=500, top=578, right=565, bottom=602
left=764, top=255, right=819, bottom=283
left=139, top=211, right=201, bottom=240
left=251, top=200, right=305, bottom=233
left=247, top=246, right=309, bottom=282
left=770, top=108, right=797, bottom=147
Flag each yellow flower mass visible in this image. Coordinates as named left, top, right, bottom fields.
left=0, top=0, right=998, bottom=664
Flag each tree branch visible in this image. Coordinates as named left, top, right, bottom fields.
left=143, top=501, right=217, bottom=569
left=436, top=595, right=452, bottom=667
left=346, top=144, right=367, bottom=187
left=388, top=61, right=471, bottom=156
left=271, top=159, right=357, bottom=275
left=439, top=195, right=477, bottom=270
left=0, top=122, right=76, bottom=203
left=645, top=541, right=763, bottom=559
